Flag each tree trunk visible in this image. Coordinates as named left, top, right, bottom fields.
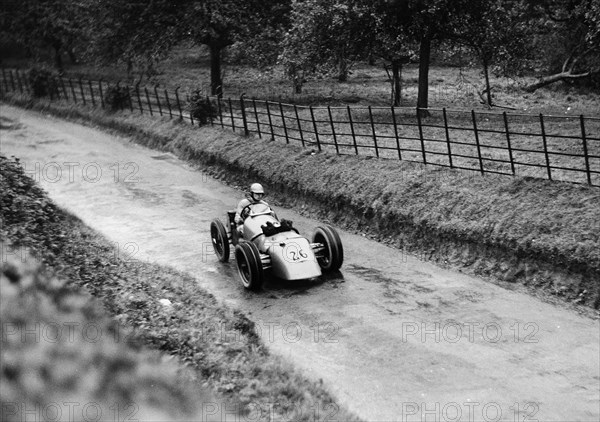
left=209, top=43, right=223, bottom=98
left=483, top=58, right=492, bottom=107
left=523, top=70, right=592, bottom=92
left=53, top=44, right=64, bottom=75
left=67, top=47, right=77, bottom=65
left=417, top=36, right=431, bottom=117
left=338, top=48, right=348, bottom=82
left=391, top=60, right=402, bottom=106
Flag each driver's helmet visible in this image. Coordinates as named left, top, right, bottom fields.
left=250, top=183, right=265, bottom=202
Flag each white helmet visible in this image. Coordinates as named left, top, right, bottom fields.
left=250, top=183, right=264, bottom=195
left=250, top=183, right=265, bottom=201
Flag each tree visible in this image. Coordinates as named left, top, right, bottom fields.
left=279, top=0, right=373, bottom=88
left=0, top=0, right=88, bottom=73
left=86, top=0, right=185, bottom=81
left=454, top=0, right=532, bottom=107
left=523, top=0, right=600, bottom=92
left=185, top=0, right=290, bottom=97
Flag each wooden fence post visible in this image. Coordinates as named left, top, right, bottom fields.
left=347, top=106, right=358, bottom=155
left=391, top=106, right=402, bottom=160
left=503, top=112, right=515, bottom=175
left=442, top=108, right=453, bottom=168
left=471, top=110, right=484, bottom=174
left=580, top=115, right=592, bottom=185
left=328, top=106, right=339, bottom=154
left=253, top=99, right=262, bottom=138
left=416, top=108, right=427, bottom=164
left=309, top=106, right=322, bottom=152
left=279, top=102, right=289, bottom=144
left=294, top=105, right=304, bottom=147
left=539, top=113, right=552, bottom=180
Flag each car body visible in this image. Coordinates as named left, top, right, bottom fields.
left=210, top=203, right=343, bottom=290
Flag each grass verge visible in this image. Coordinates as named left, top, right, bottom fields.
left=3, top=93, right=599, bottom=313
left=0, top=154, right=361, bottom=421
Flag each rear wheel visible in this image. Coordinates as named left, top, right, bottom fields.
left=313, top=225, right=343, bottom=272
left=235, top=241, right=264, bottom=290
left=210, top=219, right=230, bottom=262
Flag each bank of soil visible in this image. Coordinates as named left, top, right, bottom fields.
left=0, top=155, right=361, bottom=421
left=3, top=94, right=599, bottom=309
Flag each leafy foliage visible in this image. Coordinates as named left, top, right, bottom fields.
left=187, top=90, right=217, bottom=125
left=104, top=85, right=130, bottom=111
left=27, top=67, right=59, bottom=98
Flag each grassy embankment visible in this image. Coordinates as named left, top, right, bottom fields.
left=3, top=92, right=599, bottom=311
left=0, top=155, right=361, bottom=421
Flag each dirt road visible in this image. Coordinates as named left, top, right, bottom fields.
left=1, top=105, right=598, bottom=422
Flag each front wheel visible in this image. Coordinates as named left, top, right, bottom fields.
left=235, top=241, right=264, bottom=290
left=210, top=219, right=230, bottom=262
left=312, top=225, right=343, bottom=272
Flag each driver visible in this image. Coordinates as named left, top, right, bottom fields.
left=235, top=183, right=270, bottom=234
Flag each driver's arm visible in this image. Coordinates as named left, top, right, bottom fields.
left=235, top=198, right=251, bottom=224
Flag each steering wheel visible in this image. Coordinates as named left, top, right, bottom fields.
left=240, top=204, right=253, bottom=221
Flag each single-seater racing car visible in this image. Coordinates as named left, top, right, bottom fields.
left=210, top=203, right=343, bottom=290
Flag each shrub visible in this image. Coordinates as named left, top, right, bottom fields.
left=104, top=85, right=130, bottom=111
left=27, top=68, right=59, bottom=98
left=187, top=90, right=217, bottom=125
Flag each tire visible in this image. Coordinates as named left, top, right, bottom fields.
left=210, top=219, right=230, bottom=262
left=312, top=225, right=343, bottom=272
left=235, top=241, right=264, bottom=290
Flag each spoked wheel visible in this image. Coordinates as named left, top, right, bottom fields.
left=312, top=225, right=343, bottom=272
left=235, top=241, right=264, bottom=290
left=210, top=219, right=230, bottom=262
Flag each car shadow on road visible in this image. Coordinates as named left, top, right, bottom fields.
left=263, top=271, right=345, bottom=296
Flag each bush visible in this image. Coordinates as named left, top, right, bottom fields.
left=187, top=90, right=217, bottom=125
left=27, top=68, right=59, bottom=98
left=104, top=85, right=131, bottom=111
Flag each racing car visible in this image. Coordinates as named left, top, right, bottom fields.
left=210, top=203, right=343, bottom=290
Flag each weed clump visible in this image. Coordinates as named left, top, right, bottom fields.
left=187, top=90, right=217, bottom=125
left=104, top=85, right=131, bottom=111
left=27, top=68, right=59, bottom=98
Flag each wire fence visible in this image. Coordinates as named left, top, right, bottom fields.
left=2, top=68, right=599, bottom=186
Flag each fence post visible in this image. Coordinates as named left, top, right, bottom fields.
left=228, top=97, right=235, bottom=130
left=580, top=115, right=592, bottom=185
left=368, top=106, right=380, bottom=158
left=144, top=87, right=153, bottom=115
left=175, top=87, right=182, bottom=119
left=390, top=106, right=402, bottom=160
left=48, top=77, right=54, bottom=101
left=471, top=110, right=484, bottom=174
left=539, top=113, right=552, bottom=180
left=165, top=90, right=173, bottom=118
left=217, top=96, right=224, bottom=127
left=134, top=83, right=142, bottom=113
left=15, top=70, right=23, bottom=94
left=327, top=106, right=339, bottom=153
left=86, top=80, right=94, bottom=107
left=279, top=102, right=289, bottom=144
left=2, top=68, right=8, bottom=92
left=503, top=112, right=515, bottom=175
left=265, top=101, right=274, bottom=139
left=98, top=79, right=104, bottom=108
left=442, top=108, right=453, bottom=168
left=416, top=108, right=427, bottom=164
left=294, top=105, right=305, bottom=147
left=69, top=78, right=77, bottom=103
left=20, top=70, right=30, bottom=95
left=253, top=99, right=262, bottom=138
left=309, top=106, right=322, bottom=152
left=347, top=106, right=358, bottom=155
left=126, top=85, right=133, bottom=111
left=53, top=76, right=61, bottom=99
left=78, top=77, right=86, bottom=105
left=189, top=107, right=195, bottom=125
left=9, top=70, right=16, bottom=92
left=152, top=84, right=161, bottom=116
left=240, top=94, right=249, bottom=136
